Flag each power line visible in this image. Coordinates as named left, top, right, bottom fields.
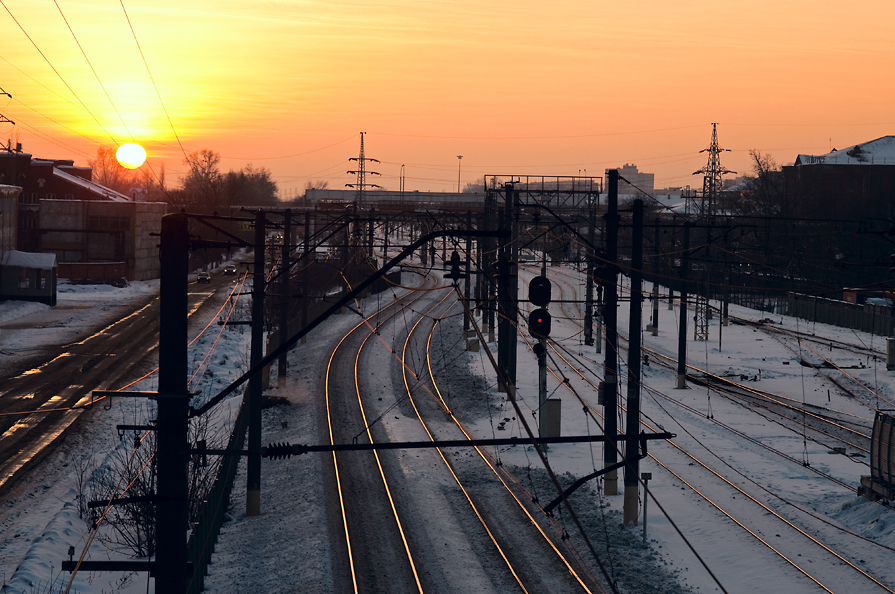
left=10, top=96, right=103, bottom=146
left=0, top=0, right=118, bottom=145
left=53, top=0, right=133, bottom=141
left=119, top=0, right=188, bottom=160
left=368, top=124, right=707, bottom=140
left=219, top=134, right=358, bottom=161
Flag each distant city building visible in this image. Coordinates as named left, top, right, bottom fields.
left=606, top=164, right=655, bottom=195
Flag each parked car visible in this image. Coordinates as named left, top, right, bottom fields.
left=224, top=264, right=237, bottom=275
left=197, top=271, right=212, bottom=283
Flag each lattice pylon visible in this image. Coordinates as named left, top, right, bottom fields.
left=694, top=293, right=709, bottom=341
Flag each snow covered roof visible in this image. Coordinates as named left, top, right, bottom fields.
left=52, top=167, right=130, bottom=202
left=1, top=250, right=56, bottom=269
left=795, top=135, right=895, bottom=166
left=0, top=184, right=21, bottom=196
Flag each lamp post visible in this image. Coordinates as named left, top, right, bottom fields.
left=457, top=155, right=463, bottom=194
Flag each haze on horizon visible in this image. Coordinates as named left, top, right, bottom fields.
left=2, top=0, right=893, bottom=197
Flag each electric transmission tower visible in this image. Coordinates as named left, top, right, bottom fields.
left=346, top=132, right=380, bottom=208
left=693, top=123, right=734, bottom=218
left=691, top=123, right=734, bottom=341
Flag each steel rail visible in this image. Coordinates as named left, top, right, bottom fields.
left=324, top=277, right=433, bottom=593
left=544, top=263, right=895, bottom=593
left=421, top=301, right=603, bottom=593
left=403, top=294, right=533, bottom=592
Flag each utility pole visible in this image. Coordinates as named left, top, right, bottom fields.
left=603, top=170, right=620, bottom=496
left=497, top=183, right=518, bottom=393
left=677, top=222, right=690, bottom=389
left=301, top=211, right=310, bottom=344
left=464, top=211, right=473, bottom=344
left=246, top=211, right=265, bottom=516
left=485, top=192, right=496, bottom=341
left=457, top=155, right=463, bottom=194
left=278, top=209, right=291, bottom=386
left=650, top=217, right=660, bottom=336
left=368, top=208, right=376, bottom=260
left=623, top=199, right=644, bottom=526
left=156, top=213, right=189, bottom=593
left=584, top=204, right=595, bottom=346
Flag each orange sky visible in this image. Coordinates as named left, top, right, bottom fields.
left=2, top=0, right=894, bottom=196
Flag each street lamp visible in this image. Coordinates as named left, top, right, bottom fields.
left=457, top=155, right=463, bottom=194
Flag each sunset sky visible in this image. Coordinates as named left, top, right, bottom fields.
left=2, top=0, right=894, bottom=196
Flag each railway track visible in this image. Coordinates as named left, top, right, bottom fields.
left=0, top=278, right=233, bottom=496
left=322, top=270, right=601, bottom=593
left=324, top=278, right=434, bottom=593
left=409, top=297, right=605, bottom=593
left=518, top=263, right=895, bottom=592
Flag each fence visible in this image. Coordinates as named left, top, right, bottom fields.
left=707, top=288, right=893, bottom=337
left=646, top=270, right=895, bottom=338
left=772, top=293, right=893, bottom=337
left=186, top=399, right=248, bottom=594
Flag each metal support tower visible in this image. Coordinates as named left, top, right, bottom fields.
left=691, top=123, right=734, bottom=342
left=346, top=132, right=381, bottom=209
left=693, top=123, right=734, bottom=218
left=694, top=294, right=709, bottom=341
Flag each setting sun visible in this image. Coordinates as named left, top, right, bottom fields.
left=115, top=143, right=146, bottom=169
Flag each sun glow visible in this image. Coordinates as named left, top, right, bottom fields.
left=116, top=143, right=146, bottom=169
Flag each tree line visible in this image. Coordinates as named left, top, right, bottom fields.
left=89, top=146, right=280, bottom=213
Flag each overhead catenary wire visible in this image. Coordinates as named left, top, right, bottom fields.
left=53, top=0, right=133, bottom=142
left=1, top=0, right=119, bottom=145
left=118, top=0, right=187, bottom=161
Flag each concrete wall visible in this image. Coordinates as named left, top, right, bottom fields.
left=39, top=199, right=167, bottom=281
left=0, top=187, right=18, bottom=256
left=134, top=202, right=166, bottom=280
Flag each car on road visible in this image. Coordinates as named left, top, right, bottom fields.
left=224, top=264, right=237, bottom=275
left=197, top=271, right=212, bottom=283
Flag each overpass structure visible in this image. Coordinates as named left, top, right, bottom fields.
left=305, top=175, right=603, bottom=215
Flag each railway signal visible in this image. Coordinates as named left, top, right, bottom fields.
left=528, top=308, right=551, bottom=339
left=528, top=275, right=551, bottom=307
left=444, top=250, right=467, bottom=282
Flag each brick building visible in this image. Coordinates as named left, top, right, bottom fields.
left=0, top=148, right=167, bottom=282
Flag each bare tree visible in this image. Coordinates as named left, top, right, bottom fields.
left=182, top=149, right=223, bottom=212
left=88, top=146, right=135, bottom=195
left=88, top=435, right=157, bottom=558
left=732, top=150, right=785, bottom=217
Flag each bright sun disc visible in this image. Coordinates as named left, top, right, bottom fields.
left=116, top=143, right=146, bottom=169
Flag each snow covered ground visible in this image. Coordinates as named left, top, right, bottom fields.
left=0, top=264, right=252, bottom=594
left=1, top=255, right=894, bottom=593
